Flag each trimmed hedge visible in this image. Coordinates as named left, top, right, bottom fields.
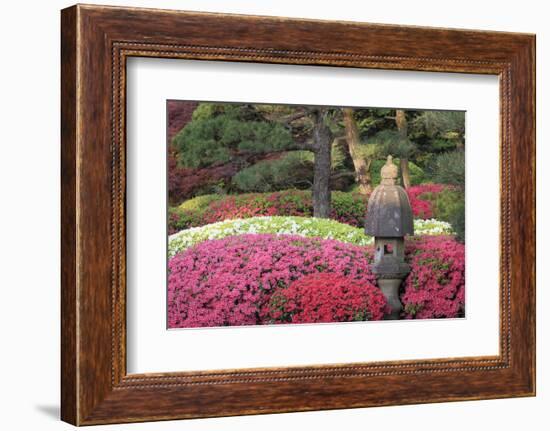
left=168, top=189, right=366, bottom=233
left=176, top=193, right=222, bottom=212
left=168, top=186, right=452, bottom=234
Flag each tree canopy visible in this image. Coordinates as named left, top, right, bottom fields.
left=173, top=103, right=295, bottom=168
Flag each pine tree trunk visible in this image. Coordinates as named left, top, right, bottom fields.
left=343, top=108, right=372, bottom=195
left=395, top=109, right=411, bottom=189
left=312, top=109, right=332, bottom=218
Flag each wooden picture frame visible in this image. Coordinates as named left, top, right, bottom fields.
left=61, top=4, right=535, bottom=425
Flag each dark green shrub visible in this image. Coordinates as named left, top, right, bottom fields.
left=430, top=150, right=465, bottom=187
left=448, top=198, right=465, bottom=242
left=168, top=207, right=203, bottom=234
left=331, top=191, right=367, bottom=226
left=428, top=151, right=465, bottom=241
left=414, top=187, right=465, bottom=243
left=432, top=188, right=463, bottom=221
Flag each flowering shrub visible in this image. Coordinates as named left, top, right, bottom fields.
left=408, top=184, right=464, bottom=241
left=168, top=190, right=360, bottom=231
left=168, top=186, right=452, bottom=232
left=401, top=235, right=465, bottom=319
left=168, top=216, right=454, bottom=256
left=168, top=234, right=376, bottom=328
left=263, top=273, right=387, bottom=324
left=168, top=232, right=465, bottom=328
left=412, top=218, right=453, bottom=236
left=203, top=189, right=312, bottom=221
left=407, top=184, right=447, bottom=219
left=168, top=208, right=204, bottom=235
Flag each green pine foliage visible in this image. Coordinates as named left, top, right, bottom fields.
left=409, top=111, right=465, bottom=166
left=232, top=152, right=314, bottom=192
left=173, top=103, right=294, bottom=168
left=353, top=108, right=393, bottom=136
left=412, top=111, right=465, bottom=141
left=430, top=150, right=465, bottom=187
left=370, top=129, right=416, bottom=159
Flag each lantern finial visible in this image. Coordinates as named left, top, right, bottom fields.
left=381, top=155, right=398, bottom=185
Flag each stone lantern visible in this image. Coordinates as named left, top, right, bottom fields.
left=365, top=155, right=414, bottom=319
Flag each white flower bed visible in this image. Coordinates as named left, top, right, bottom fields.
left=168, top=216, right=453, bottom=257
left=413, top=218, right=454, bottom=236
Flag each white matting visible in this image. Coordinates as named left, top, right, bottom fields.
left=126, top=57, right=500, bottom=373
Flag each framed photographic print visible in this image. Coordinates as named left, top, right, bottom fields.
left=61, top=4, right=536, bottom=425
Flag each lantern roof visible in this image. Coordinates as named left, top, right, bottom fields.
left=365, top=156, right=414, bottom=237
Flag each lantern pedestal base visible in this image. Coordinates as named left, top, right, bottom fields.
left=377, top=278, right=403, bottom=320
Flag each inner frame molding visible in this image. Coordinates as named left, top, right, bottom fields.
left=61, top=4, right=534, bottom=425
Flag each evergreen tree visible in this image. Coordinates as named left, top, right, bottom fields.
left=173, top=103, right=334, bottom=218
left=173, top=103, right=295, bottom=168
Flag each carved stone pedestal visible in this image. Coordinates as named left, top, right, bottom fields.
left=377, top=278, right=403, bottom=320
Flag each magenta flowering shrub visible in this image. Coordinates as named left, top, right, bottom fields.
left=203, top=190, right=312, bottom=222
left=168, top=234, right=375, bottom=328
left=407, top=184, right=447, bottom=219
left=168, top=233, right=465, bottom=327
left=199, top=190, right=372, bottom=227
left=401, top=235, right=465, bottom=319
left=263, top=272, right=387, bottom=324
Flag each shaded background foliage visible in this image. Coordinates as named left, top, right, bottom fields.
left=167, top=101, right=466, bottom=240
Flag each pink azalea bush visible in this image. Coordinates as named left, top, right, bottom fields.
left=263, top=272, right=387, bottom=324
left=168, top=233, right=465, bottom=328
left=168, top=234, right=376, bottom=328
left=401, top=235, right=465, bottom=319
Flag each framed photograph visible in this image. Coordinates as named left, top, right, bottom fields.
left=61, top=4, right=535, bottom=425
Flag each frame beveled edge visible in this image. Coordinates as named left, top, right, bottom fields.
left=61, top=4, right=535, bottom=425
